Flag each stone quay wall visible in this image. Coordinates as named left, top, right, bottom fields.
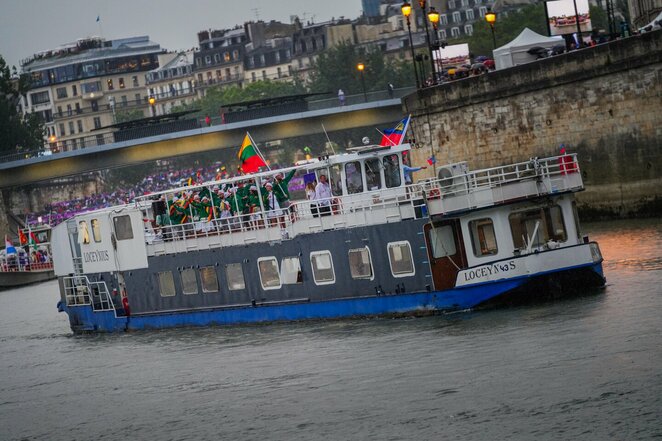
left=403, top=30, right=662, bottom=218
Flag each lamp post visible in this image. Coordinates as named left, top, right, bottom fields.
left=427, top=7, right=442, bottom=81
left=148, top=95, right=156, bottom=117
left=485, top=9, right=497, bottom=49
left=401, top=1, right=420, bottom=89
left=418, top=0, right=437, bottom=85
left=357, top=62, right=367, bottom=102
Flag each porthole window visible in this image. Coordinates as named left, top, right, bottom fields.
left=200, top=267, right=219, bottom=293
left=281, top=257, right=302, bottom=284
left=348, top=247, right=373, bottom=280
left=157, top=271, right=176, bottom=297
left=225, top=263, right=245, bottom=291
left=180, top=268, right=198, bottom=295
left=387, top=241, right=415, bottom=277
left=258, top=257, right=281, bottom=290
left=310, top=251, right=335, bottom=285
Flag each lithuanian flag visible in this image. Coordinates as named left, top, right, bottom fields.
left=237, top=133, right=266, bottom=173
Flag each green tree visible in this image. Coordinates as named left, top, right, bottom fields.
left=463, top=4, right=548, bottom=58
left=114, top=109, right=145, bottom=123
left=0, top=54, right=45, bottom=155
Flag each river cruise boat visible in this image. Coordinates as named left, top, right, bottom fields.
left=1, top=225, right=55, bottom=289
left=53, top=143, right=605, bottom=333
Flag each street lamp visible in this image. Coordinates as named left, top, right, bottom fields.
left=418, top=0, right=437, bottom=85
left=485, top=9, right=497, bottom=49
left=427, top=7, right=443, bottom=81
left=357, top=62, right=367, bottom=102
left=148, top=95, right=156, bottom=116
left=401, top=1, right=420, bottom=89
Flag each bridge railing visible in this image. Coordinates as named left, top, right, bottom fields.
left=0, top=87, right=413, bottom=166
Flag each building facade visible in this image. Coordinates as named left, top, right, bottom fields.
left=145, top=52, right=196, bottom=116
left=193, top=28, right=248, bottom=96
left=20, top=36, right=163, bottom=151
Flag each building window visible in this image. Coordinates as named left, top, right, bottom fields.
left=448, top=0, right=456, bottom=9
left=508, top=206, right=567, bottom=250
left=453, top=11, right=462, bottom=22
left=77, top=120, right=83, bottom=133
left=223, top=52, right=230, bottom=62
left=56, top=87, right=68, bottom=99
left=464, top=24, right=474, bottom=35
left=59, top=123, right=65, bottom=137
left=348, top=247, right=373, bottom=280
left=451, top=27, right=461, bottom=37
left=258, top=257, right=281, bottom=290
left=225, top=263, right=245, bottom=290
left=281, top=257, right=302, bottom=285
left=200, top=267, right=219, bottom=293
left=68, top=121, right=75, bottom=135
left=479, top=6, right=487, bottom=17
left=461, top=0, right=468, bottom=6
left=107, top=79, right=114, bottom=90
left=214, top=53, right=221, bottom=63
left=119, top=77, right=125, bottom=89
left=158, top=271, right=176, bottom=297
left=388, top=242, right=415, bottom=277
left=75, top=103, right=81, bottom=114
left=196, top=58, right=202, bottom=67
left=466, top=9, right=475, bottom=20
left=262, top=70, right=267, bottom=80
left=440, top=14, right=448, bottom=25
left=66, top=104, right=72, bottom=116
left=82, top=81, right=102, bottom=94
left=135, top=93, right=141, bottom=103
left=93, top=117, right=101, bottom=129
left=132, top=76, right=139, bottom=87
left=91, top=219, right=102, bottom=243
left=233, top=50, right=239, bottom=60
left=180, top=268, right=198, bottom=295
left=30, top=91, right=50, bottom=105
left=91, top=100, right=99, bottom=111
left=205, top=55, right=211, bottom=65
left=310, top=251, right=335, bottom=285
left=72, top=85, right=77, bottom=96
left=251, top=72, right=256, bottom=82
left=440, top=29, right=447, bottom=39
left=469, top=218, right=498, bottom=256
left=121, top=95, right=127, bottom=107
left=113, top=215, right=134, bottom=240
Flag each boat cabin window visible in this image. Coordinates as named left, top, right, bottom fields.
left=388, top=241, right=415, bottom=277
left=113, top=215, right=134, bottom=240
left=310, top=251, right=335, bottom=285
left=365, top=158, right=382, bottom=191
left=78, top=220, right=90, bottom=244
left=345, top=161, right=364, bottom=194
left=430, top=225, right=457, bottom=258
left=225, top=263, right=245, bottom=291
left=509, top=205, right=567, bottom=249
left=383, top=154, right=401, bottom=188
left=91, top=219, right=102, bottom=243
left=281, top=257, right=303, bottom=284
left=157, top=271, right=176, bottom=297
left=348, top=247, right=374, bottom=280
left=200, top=267, right=219, bottom=293
left=329, top=164, right=343, bottom=196
left=469, top=218, right=498, bottom=257
left=180, top=268, right=198, bottom=295
left=258, top=257, right=281, bottom=290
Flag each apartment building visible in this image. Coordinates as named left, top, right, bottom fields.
left=193, top=27, right=247, bottom=96
left=20, top=36, right=163, bottom=151
left=145, top=52, right=196, bottom=116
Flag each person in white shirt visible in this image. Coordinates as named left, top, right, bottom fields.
left=315, top=174, right=333, bottom=217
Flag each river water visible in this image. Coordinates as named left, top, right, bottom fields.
left=1, top=219, right=660, bottom=440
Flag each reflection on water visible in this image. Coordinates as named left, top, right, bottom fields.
left=0, top=219, right=660, bottom=441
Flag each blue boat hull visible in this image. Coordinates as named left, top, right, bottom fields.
left=58, top=262, right=604, bottom=333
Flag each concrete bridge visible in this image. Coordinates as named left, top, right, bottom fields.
left=0, top=92, right=409, bottom=189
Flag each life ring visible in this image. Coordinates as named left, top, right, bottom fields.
left=427, top=188, right=442, bottom=200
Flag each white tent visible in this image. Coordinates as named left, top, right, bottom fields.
left=493, top=28, right=564, bottom=70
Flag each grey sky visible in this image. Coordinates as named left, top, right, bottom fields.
left=0, top=0, right=362, bottom=70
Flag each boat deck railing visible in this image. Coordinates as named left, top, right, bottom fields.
left=0, top=261, right=53, bottom=272
left=145, top=186, right=428, bottom=256
left=63, top=274, right=115, bottom=312
left=421, top=154, right=582, bottom=216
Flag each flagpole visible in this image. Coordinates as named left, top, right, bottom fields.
left=400, top=114, right=412, bottom=146
left=246, top=131, right=271, bottom=171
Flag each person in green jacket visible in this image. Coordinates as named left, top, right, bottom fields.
left=273, top=169, right=296, bottom=220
